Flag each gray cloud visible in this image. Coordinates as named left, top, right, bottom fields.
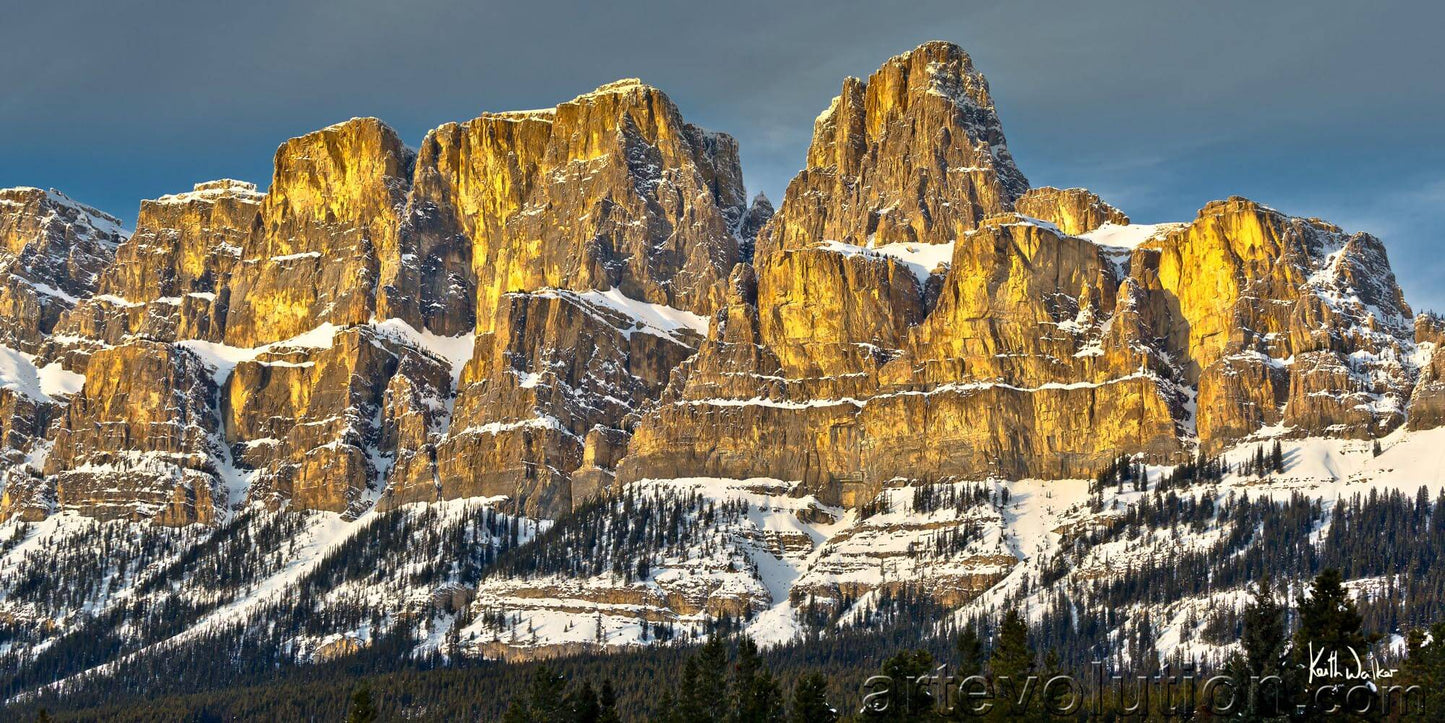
left=3, top=0, right=1443, bottom=306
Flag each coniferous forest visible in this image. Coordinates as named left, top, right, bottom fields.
left=6, top=484, right=1445, bottom=720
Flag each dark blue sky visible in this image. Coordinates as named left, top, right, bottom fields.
left=5, top=0, right=1443, bottom=309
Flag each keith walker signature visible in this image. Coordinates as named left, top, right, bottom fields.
left=1307, top=642, right=1398, bottom=685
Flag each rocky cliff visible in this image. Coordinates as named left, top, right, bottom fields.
left=0, top=188, right=126, bottom=353
left=396, top=79, right=758, bottom=517
left=616, top=42, right=1425, bottom=508
left=42, top=179, right=264, bottom=370
left=0, top=40, right=1438, bottom=531
left=0, top=77, right=757, bottom=522
left=4, top=40, right=1445, bottom=688
left=224, top=118, right=415, bottom=348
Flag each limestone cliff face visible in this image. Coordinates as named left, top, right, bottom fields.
left=393, top=80, right=750, bottom=342
left=0, top=373, right=57, bottom=523
left=224, top=119, right=414, bottom=347
left=422, top=289, right=702, bottom=516
left=770, top=41, right=1026, bottom=254
left=626, top=43, right=1149, bottom=500
left=618, top=43, right=1425, bottom=504
left=750, top=41, right=1030, bottom=378
left=1408, top=314, right=1445, bottom=430
left=0, top=188, right=126, bottom=523
left=390, top=80, right=749, bottom=517
left=620, top=214, right=1182, bottom=504
left=1136, top=198, right=1415, bottom=449
left=41, top=341, right=225, bottom=525
left=225, top=326, right=451, bottom=516
left=489, top=80, right=743, bottom=327
left=43, top=180, right=264, bottom=369
left=1014, top=186, right=1129, bottom=235
left=2, top=40, right=1442, bottom=532
left=0, top=188, right=126, bottom=352
left=393, top=111, right=553, bottom=336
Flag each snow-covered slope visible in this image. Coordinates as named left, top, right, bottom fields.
left=8, top=428, right=1443, bottom=699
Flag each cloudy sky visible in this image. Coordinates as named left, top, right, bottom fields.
left=5, top=0, right=1443, bottom=308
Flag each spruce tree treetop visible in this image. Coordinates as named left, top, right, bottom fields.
left=346, top=682, right=377, bottom=723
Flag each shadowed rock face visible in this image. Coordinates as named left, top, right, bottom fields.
left=42, top=180, right=264, bottom=371
left=0, top=188, right=126, bottom=352
left=0, top=40, right=1441, bottom=528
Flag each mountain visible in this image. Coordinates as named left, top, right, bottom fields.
left=1, top=41, right=1443, bottom=710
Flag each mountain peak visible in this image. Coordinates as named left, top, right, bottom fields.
left=881, top=40, right=977, bottom=76
left=570, top=77, right=660, bottom=103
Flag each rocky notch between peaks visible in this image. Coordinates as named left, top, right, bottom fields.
left=0, top=40, right=1438, bottom=529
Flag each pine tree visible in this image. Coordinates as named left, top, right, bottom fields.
left=1230, top=574, right=1288, bottom=718
left=1242, top=575, right=1286, bottom=678
left=1291, top=567, right=1374, bottom=704
left=502, top=699, right=532, bottom=723
left=653, top=689, right=681, bottom=723
left=346, top=682, right=377, bottom=723
left=1041, top=649, right=1068, bottom=715
left=875, top=649, right=938, bottom=720
left=677, top=636, right=729, bottom=723
left=1271, top=440, right=1285, bottom=471
left=568, top=680, right=601, bottom=723
left=1402, top=622, right=1445, bottom=715
left=788, top=672, right=836, bottom=723
left=598, top=679, right=623, bottom=723
left=503, top=664, right=568, bottom=723
left=731, top=636, right=784, bottom=722
left=955, top=622, right=984, bottom=678
left=1295, top=568, right=1369, bottom=652
left=989, top=609, right=1036, bottom=719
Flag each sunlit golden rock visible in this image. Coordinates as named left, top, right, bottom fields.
left=43, top=341, right=224, bottom=526
left=1014, top=186, right=1129, bottom=235
left=223, top=119, right=414, bottom=347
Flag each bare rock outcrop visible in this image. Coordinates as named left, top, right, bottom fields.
left=1, top=40, right=1438, bottom=531
left=223, top=118, right=414, bottom=347
left=398, top=80, right=748, bottom=517
left=225, top=326, right=451, bottom=516
left=1408, top=313, right=1445, bottom=430
left=619, top=43, right=1422, bottom=503
left=1014, top=186, right=1129, bottom=235
left=0, top=188, right=126, bottom=352
left=43, top=180, right=264, bottom=369
left=42, top=341, right=226, bottom=525
left=1135, top=198, right=1415, bottom=449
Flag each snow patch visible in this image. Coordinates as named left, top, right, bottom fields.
left=0, top=346, right=85, bottom=402
left=1080, top=222, right=1184, bottom=250
left=816, top=240, right=954, bottom=283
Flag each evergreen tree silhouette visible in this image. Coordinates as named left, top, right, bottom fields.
left=345, top=682, right=377, bottom=723
left=788, top=672, right=836, bottom=723
left=730, top=636, right=784, bottom=722
left=990, top=609, right=1036, bottom=720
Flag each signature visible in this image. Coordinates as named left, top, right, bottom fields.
left=1307, top=642, right=1397, bottom=684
